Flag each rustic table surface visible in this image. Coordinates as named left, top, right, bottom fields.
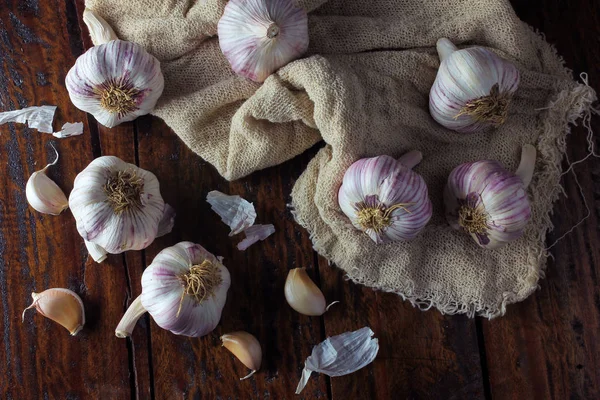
left=1, top=0, right=599, bottom=399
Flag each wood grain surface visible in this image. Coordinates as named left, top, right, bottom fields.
left=0, top=0, right=598, bottom=399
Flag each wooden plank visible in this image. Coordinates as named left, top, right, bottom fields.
left=0, top=0, right=132, bottom=398
left=135, top=116, right=328, bottom=398
left=317, top=255, right=486, bottom=399
left=481, top=1, right=600, bottom=399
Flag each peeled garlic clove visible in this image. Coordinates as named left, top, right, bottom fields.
left=444, top=144, right=536, bottom=249
left=429, top=38, right=520, bottom=133
left=22, top=288, right=85, bottom=335
left=26, top=145, right=68, bottom=215
left=338, top=152, right=433, bottom=244
left=221, top=331, right=262, bottom=380
left=65, top=36, right=164, bottom=128
left=284, top=268, right=336, bottom=316
left=218, top=0, right=309, bottom=82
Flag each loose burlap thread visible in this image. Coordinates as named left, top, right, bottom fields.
left=86, top=0, right=596, bottom=317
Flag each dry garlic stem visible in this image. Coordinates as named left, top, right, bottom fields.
left=26, top=144, right=69, bottom=215
left=221, top=331, right=262, bottom=380
left=22, top=288, right=85, bottom=335
left=284, top=268, right=338, bottom=316
left=115, top=295, right=147, bottom=338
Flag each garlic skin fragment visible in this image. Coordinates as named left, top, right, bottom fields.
left=218, top=0, right=309, bottom=82
left=237, top=224, right=275, bottom=250
left=69, top=156, right=174, bottom=258
left=429, top=38, right=520, bottom=133
left=26, top=149, right=69, bottom=215
left=221, top=331, right=262, bottom=380
left=206, top=190, right=256, bottom=236
left=138, top=242, right=230, bottom=337
left=296, top=327, right=379, bottom=394
left=22, top=288, right=85, bottom=336
left=338, top=151, right=433, bottom=244
left=285, top=268, right=336, bottom=316
left=444, top=144, right=536, bottom=249
left=65, top=39, right=164, bottom=128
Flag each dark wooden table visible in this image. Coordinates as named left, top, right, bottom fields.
left=1, top=0, right=598, bottom=399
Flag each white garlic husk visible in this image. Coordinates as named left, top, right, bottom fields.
left=444, top=144, right=536, bottom=249
left=65, top=9, right=164, bottom=128
left=22, top=288, right=85, bottom=336
left=221, top=331, right=262, bottom=380
left=26, top=145, right=69, bottom=215
left=218, top=0, right=309, bottom=82
left=69, top=156, right=174, bottom=259
left=429, top=38, right=520, bottom=133
left=115, top=242, right=231, bottom=338
left=338, top=151, right=433, bottom=244
left=284, top=268, right=337, bottom=316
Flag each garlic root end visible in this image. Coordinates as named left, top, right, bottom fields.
left=436, top=38, right=458, bottom=62
left=516, top=144, right=537, bottom=188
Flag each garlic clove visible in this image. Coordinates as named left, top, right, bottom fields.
left=221, top=331, right=262, bottom=380
left=115, top=295, right=147, bottom=338
left=26, top=145, right=68, bottom=215
left=22, top=288, right=85, bottom=335
left=218, top=0, right=309, bottom=82
left=284, top=268, right=337, bottom=316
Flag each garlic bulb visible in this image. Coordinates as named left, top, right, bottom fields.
left=284, top=268, right=337, bottom=316
left=66, top=10, right=164, bottom=128
left=69, top=156, right=174, bottom=259
left=26, top=145, right=68, bottom=215
left=296, top=327, right=379, bottom=394
left=429, top=38, right=520, bottom=133
left=22, top=288, right=85, bottom=335
left=221, top=331, right=262, bottom=380
left=116, top=242, right=231, bottom=337
left=218, top=0, right=309, bottom=82
left=445, top=144, right=536, bottom=249
left=338, top=151, right=433, bottom=244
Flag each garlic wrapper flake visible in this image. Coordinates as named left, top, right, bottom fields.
left=338, top=151, right=433, bottom=244
left=284, top=268, right=337, bottom=316
left=69, top=156, right=174, bottom=260
left=116, top=242, right=231, bottom=338
left=218, top=0, right=309, bottom=82
left=206, top=190, right=256, bottom=236
left=445, top=144, right=536, bottom=249
left=22, top=288, right=85, bottom=336
left=221, top=331, right=262, bottom=380
left=26, top=144, right=69, bottom=215
left=296, top=327, right=379, bottom=394
left=66, top=9, right=164, bottom=128
left=429, top=38, right=520, bottom=133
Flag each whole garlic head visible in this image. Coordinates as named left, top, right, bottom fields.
left=444, top=145, right=536, bottom=249
left=338, top=151, right=432, bottom=244
left=66, top=39, right=164, bottom=128
left=429, top=38, right=520, bottom=133
left=69, top=156, right=168, bottom=256
left=218, top=0, right=309, bottom=82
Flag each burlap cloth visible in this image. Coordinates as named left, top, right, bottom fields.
left=86, top=0, right=596, bottom=317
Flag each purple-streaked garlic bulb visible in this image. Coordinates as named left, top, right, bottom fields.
left=444, top=144, right=536, bottom=249
left=65, top=9, right=164, bottom=128
left=69, top=156, right=174, bottom=262
left=429, top=38, right=520, bottom=133
left=217, top=0, right=309, bottom=82
left=338, top=151, right=433, bottom=244
left=115, top=242, right=231, bottom=338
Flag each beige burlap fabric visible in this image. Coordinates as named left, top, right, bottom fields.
left=86, top=0, right=596, bottom=317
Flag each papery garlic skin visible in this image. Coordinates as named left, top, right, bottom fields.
left=221, top=331, right=262, bottom=380
left=444, top=145, right=536, bottom=249
left=22, top=288, right=85, bottom=336
left=141, top=242, right=230, bottom=337
left=69, top=156, right=169, bottom=255
left=66, top=40, right=164, bottom=128
left=338, top=152, right=432, bottom=244
left=218, top=0, right=309, bottom=82
left=429, top=38, right=520, bottom=133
